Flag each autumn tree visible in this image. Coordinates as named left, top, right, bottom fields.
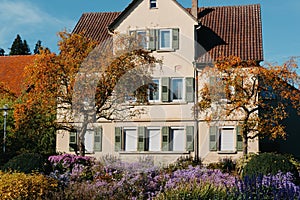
left=14, top=31, right=157, bottom=156
left=196, top=56, right=300, bottom=155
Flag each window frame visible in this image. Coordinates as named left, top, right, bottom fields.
left=150, top=0, right=157, bottom=9
left=218, top=126, right=235, bottom=152
left=148, top=78, right=160, bottom=102
left=159, top=29, right=172, bottom=50
left=170, top=77, right=185, bottom=102
left=136, top=30, right=149, bottom=50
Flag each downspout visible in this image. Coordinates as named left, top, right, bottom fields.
left=193, top=62, right=199, bottom=162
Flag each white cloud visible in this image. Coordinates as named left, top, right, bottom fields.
left=0, top=0, right=75, bottom=53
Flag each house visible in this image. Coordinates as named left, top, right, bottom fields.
left=0, top=55, right=36, bottom=97
left=56, top=0, right=264, bottom=164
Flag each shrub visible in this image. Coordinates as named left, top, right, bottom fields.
left=1, top=153, right=47, bottom=173
left=48, top=154, right=95, bottom=184
left=164, top=156, right=202, bottom=173
left=243, top=152, right=300, bottom=183
left=207, top=157, right=236, bottom=173
left=0, top=171, right=58, bottom=200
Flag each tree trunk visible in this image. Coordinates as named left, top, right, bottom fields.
left=242, top=131, right=248, bottom=155
left=78, top=113, right=89, bottom=156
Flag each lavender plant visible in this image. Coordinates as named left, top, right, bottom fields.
left=230, top=172, right=300, bottom=199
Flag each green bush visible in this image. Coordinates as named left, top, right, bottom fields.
left=0, top=171, right=58, bottom=200
left=1, top=152, right=47, bottom=173
left=243, top=152, right=300, bottom=182
left=207, top=157, right=236, bottom=173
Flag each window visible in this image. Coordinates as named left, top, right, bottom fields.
left=160, top=29, right=172, bottom=49
left=138, top=127, right=161, bottom=151
left=150, top=0, right=157, bottom=8
left=148, top=79, right=160, bottom=101
left=161, top=77, right=194, bottom=103
left=130, top=28, right=179, bottom=51
left=162, top=126, right=194, bottom=151
left=219, top=127, right=235, bottom=151
left=137, top=31, right=148, bottom=49
left=115, top=126, right=194, bottom=152
left=171, top=78, right=184, bottom=101
left=69, top=127, right=102, bottom=153
left=209, top=126, right=242, bottom=152
left=124, top=128, right=137, bottom=151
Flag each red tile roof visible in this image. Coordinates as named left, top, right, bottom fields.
left=0, top=55, right=36, bottom=96
left=194, top=4, right=263, bottom=62
left=72, top=4, right=263, bottom=62
left=72, top=12, right=121, bottom=44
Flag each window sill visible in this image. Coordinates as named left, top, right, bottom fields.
left=148, top=101, right=190, bottom=105
left=157, top=49, right=175, bottom=52
left=119, top=151, right=190, bottom=155
left=217, top=150, right=237, bottom=154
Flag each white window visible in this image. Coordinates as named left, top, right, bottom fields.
left=159, top=29, right=172, bottom=49
left=124, top=128, right=137, bottom=151
left=69, top=127, right=102, bottom=153
left=150, top=0, right=157, bottom=8
left=148, top=128, right=161, bottom=151
left=137, top=31, right=148, bottom=49
left=148, top=79, right=160, bottom=102
left=171, top=127, right=185, bottom=151
left=219, top=127, right=235, bottom=151
left=171, top=78, right=184, bottom=101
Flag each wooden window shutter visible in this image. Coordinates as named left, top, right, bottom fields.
left=69, top=132, right=77, bottom=152
left=161, top=126, right=170, bottom=151
left=155, top=29, right=159, bottom=50
left=236, top=125, right=243, bottom=151
left=185, top=77, right=194, bottom=102
left=161, top=77, right=170, bottom=102
left=186, top=126, right=194, bottom=151
left=148, top=29, right=156, bottom=50
left=209, top=126, right=218, bottom=151
left=172, top=28, right=179, bottom=50
left=115, top=127, right=122, bottom=152
left=94, top=127, right=103, bottom=152
left=137, top=127, right=146, bottom=151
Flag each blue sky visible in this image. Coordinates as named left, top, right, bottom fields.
left=0, top=0, right=299, bottom=64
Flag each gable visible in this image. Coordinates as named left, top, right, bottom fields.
left=72, top=3, right=263, bottom=63
left=108, top=0, right=197, bottom=31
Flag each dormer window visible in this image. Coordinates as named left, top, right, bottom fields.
left=150, top=0, right=157, bottom=9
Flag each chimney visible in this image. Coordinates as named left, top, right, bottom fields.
left=191, top=0, right=198, bottom=20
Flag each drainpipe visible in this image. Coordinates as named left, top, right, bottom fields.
left=193, top=62, right=199, bottom=162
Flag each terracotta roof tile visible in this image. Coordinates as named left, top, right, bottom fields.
left=73, top=12, right=121, bottom=44
left=194, top=4, right=263, bottom=62
left=0, top=55, right=36, bottom=96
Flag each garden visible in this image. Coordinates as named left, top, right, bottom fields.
left=0, top=152, right=299, bottom=200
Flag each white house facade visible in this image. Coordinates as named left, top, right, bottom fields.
left=56, top=0, right=263, bottom=165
